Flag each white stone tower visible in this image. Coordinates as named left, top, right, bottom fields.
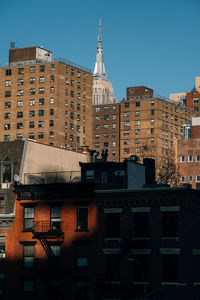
left=93, top=17, right=116, bottom=105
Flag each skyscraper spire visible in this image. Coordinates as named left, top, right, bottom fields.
left=93, top=17, right=116, bottom=105
left=93, top=16, right=107, bottom=80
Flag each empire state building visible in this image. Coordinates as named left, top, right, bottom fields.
left=93, top=18, right=116, bottom=105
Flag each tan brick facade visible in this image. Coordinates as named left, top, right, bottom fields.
left=0, top=47, right=93, bottom=149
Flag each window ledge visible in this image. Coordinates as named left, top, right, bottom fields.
left=132, top=237, right=150, bottom=241
left=132, top=282, right=150, bottom=286
left=75, top=229, right=89, bottom=232
left=105, top=281, right=120, bottom=285
left=161, top=282, right=186, bottom=286
left=161, top=237, right=179, bottom=241
left=193, top=282, right=200, bottom=286
left=104, top=238, right=121, bottom=242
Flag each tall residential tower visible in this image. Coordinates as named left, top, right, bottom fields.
left=93, top=18, right=116, bottom=105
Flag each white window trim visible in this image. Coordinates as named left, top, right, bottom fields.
left=160, top=206, right=180, bottom=212
left=104, top=208, right=122, bottom=214
left=103, top=248, right=120, bottom=254
left=160, top=248, right=181, bottom=254
left=131, top=207, right=151, bottom=213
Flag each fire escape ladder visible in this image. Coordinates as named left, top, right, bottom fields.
left=36, top=234, right=55, bottom=257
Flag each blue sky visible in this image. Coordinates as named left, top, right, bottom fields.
left=0, top=0, right=200, bottom=100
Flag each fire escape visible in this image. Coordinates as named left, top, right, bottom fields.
left=31, top=221, right=64, bottom=257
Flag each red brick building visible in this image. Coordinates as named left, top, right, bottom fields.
left=176, top=117, right=200, bottom=189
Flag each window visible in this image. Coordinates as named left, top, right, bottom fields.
left=24, top=207, right=34, bottom=230
left=196, top=175, right=200, bottom=182
left=77, top=103, right=80, bottom=110
left=39, top=76, right=45, bottom=83
left=4, top=102, right=11, bottom=108
left=162, top=254, right=178, bottom=282
left=51, top=64, right=55, bottom=71
left=96, top=107, right=100, bottom=112
left=38, top=132, right=44, bottom=139
left=112, top=141, right=116, bottom=147
left=4, top=113, right=11, bottom=119
left=194, top=98, right=199, bottom=104
left=29, top=133, right=35, bottom=140
left=4, top=135, right=10, bottom=142
left=136, top=101, right=140, bottom=107
left=180, top=176, right=185, bottom=183
left=106, top=213, right=120, bottom=238
left=104, top=142, right=108, bottom=147
left=49, top=120, right=54, bottom=127
left=1, top=156, right=13, bottom=183
left=65, top=89, right=68, bottom=95
left=135, top=138, right=140, bottom=144
left=18, top=68, right=24, bottom=74
left=124, top=130, right=129, bottom=136
left=71, top=68, right=74, bottom=75
left=49, top=131, right=54, bottom=138
left=29, top=99, right=35, bottom=106
left=188, top=175, right=193, bottom=182
left=5, top=69, right=11, bottom=76
left=23, top=245, right=34, bottom=268
left=134, top=212, right=149, bottom=237
left=0, top=237, right=5, bottom=258
left=17, top=123, right=23, bottom=129
left=17, top=78, right=24, bottom=85
left=105, top=254, right=120, bottom=282
left=5, top=91, right=11, bottom=97
left=150, top=128, right=154, bottom=134
left=112, top=114, right=116, bottom=120
left=135, top=120, right=140, bottom=126
left=135, top=129, right=140, bottom=135
left=17, top=101, right=23, bottom=107
left=38, top=110, right=44, bottom=116
left=29, top=110, right=35, bottom=117
left=50, top=75, right=54, bottom=82
left=135, top=111, right=140, bottom=116
left=70, top=134, right=73, bottom=141
left=29, top=122, right=34, bottom=128
left=50, top=206, right=61, bottom=230
left=30, top=66, right=36, bottom=73
left=124, top=148, right=129, bottom=154
left=95, top=134, right=100, bottom=139
left=16, top=134, right=23, bottom=140
left=124, top=121, right=130, bottom=126
left=30, top=88, right=35, bottom=95
left=104, top=124, right=109, bottom=129
left=39, top=87, right=45, bottom=94
left=77, top=125, right=80, bottom=132
left=124, top=111, right=130, bottom=117
left=151, top=109, right=154, bottom=115
left=196, top=155, right=200, bottom=162
left=77, top=114, right=80, bottom=121
left=5, top=80, right=11, bottom=86
left=50, top=97, right=54, bottom=104
left=50, top=109, right=54, bottom=116
left=17, top=90, right=24, bottom=96
left=4, top=124, right=10, bottom=130
left=70, top=90, right=74, bottom=97
left=180, top=156, right=185, bottom=162
left=124, top=102, right=129, bottom=108
left=163, top=211, right=178, bottom=237
left=38, top=121, right=44, bottom=127
left=77, top=206, right=88, bottom=231
left=95, top=124, right=100, bottom=130
left=39, top=98, right=44, bottom=105
left=188, top=155, right=193, bottom=162
left=104, top=115, right=109, bottom=121
left=50, top=86, right=54, bottom=93
left=17, top=112, right=23, bottom=118
left=40, top=65, right=45, bottom=72
left=76, top=244, right=88, bottom=268
left=124, top=139, right=129, bottom=145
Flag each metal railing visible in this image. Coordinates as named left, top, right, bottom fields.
left=33, top=220, right=63, bottom=233
left=24, top=170, right=81, bottom=184
left=0, top=57, right=92, bottom=73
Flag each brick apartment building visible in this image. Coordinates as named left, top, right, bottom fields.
left=0, top=45, right=93, bottom=148
left=92, top=87, right=197, bottom=176
left=170, top=76, right=200, bottom=116
left=2, top=160, right=200, bottom=299
left=176, top=117, right=200, bottom=189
